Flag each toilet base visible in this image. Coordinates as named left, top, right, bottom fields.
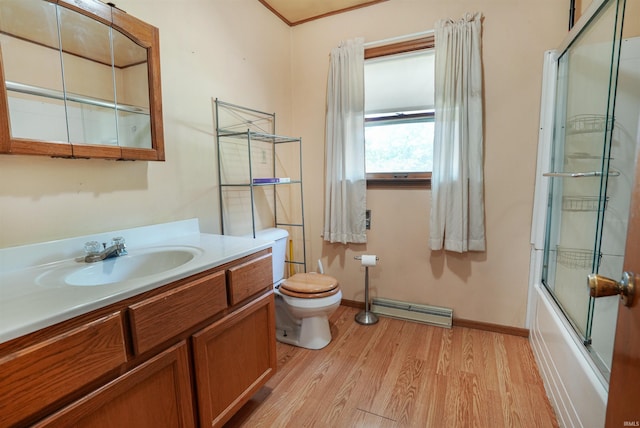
left=275, top=315, right=332, bottom=350
left=274, top=289, right=341, bottom=350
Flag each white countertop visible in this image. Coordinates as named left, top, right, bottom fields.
left=0, top=219, right=273, bottom=344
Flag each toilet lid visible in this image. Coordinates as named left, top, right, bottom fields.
left=280, top=273, right=339, bottom=298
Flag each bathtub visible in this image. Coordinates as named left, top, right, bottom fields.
left=527, top=247, right=608, bottom=427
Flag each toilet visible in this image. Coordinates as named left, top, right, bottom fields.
left=256, top=228, right=342, bottom=350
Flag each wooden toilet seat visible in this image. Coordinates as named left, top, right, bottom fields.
left=279, top=273, right=339, bottom=299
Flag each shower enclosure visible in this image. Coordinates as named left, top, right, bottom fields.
left=541, top=0, right=639, bottom=379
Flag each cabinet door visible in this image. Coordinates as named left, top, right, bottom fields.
left=34, top=341, right=195, bottom=428
left=192, top=291, right=276, bottom=428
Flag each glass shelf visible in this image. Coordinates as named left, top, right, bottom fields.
left=217, top=129, right=301, bottom=144
left=7, top=81, right=150, bottom=115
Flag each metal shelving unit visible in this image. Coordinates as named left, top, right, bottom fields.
left=215, top=99, right=306, bottom=273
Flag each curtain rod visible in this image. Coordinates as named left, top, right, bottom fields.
left=363, top=29, right=434, bottom=48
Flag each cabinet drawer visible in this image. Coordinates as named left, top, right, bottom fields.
left=129, top=270, right=227, bottom=355
left=0, top=312, right=127, bottom=427
left=227, top=253, right=273, bottom=305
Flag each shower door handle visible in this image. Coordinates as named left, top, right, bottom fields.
left=588, top=272, right=637, bottom=307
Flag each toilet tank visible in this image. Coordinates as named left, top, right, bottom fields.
left=254, top=228, right=288, bottom=285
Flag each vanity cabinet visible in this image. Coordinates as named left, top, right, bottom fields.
left=0, top=249, right=275, bottom=427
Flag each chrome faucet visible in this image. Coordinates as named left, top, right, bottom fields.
left=84, top=237, right=128, bottom=263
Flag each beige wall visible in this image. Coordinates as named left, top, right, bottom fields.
left=0, top=0, right=292, bottom=247
left=1, top=0, right=570, bottom=328
left=577, top=0, right=639, bottom=36
left=624, top=0, right=640, bottom=38
left=290, top=1, right=568, bottom=327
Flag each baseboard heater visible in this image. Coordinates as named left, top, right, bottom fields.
left=371, top=298, right=453, bottom=328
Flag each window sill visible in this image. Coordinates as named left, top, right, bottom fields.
left=366, top=178, right=431, bottom=189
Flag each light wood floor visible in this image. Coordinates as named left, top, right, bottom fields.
left=225, top=305, right=559, bottom=427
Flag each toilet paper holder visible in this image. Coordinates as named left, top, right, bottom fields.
left=354, top=255, right=379, bottom=261
left=354, top=255, right=379, bottom=325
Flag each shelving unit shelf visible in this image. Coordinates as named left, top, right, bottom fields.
left=215, top=99, right=306, bottom=273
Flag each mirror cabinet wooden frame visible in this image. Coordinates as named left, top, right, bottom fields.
left=0, top=0, right=164, bottom=161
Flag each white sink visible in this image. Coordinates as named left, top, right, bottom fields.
left=0, top=219, right=278, bottom=344
left=37, top=246, right=203, bottom=287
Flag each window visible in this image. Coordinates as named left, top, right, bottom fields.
left=364, top=36, right=435, bottom=186
left=365, top=111, right=434, bottom=174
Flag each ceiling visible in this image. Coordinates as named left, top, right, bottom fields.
left=258, top=0, right=388, bottom=26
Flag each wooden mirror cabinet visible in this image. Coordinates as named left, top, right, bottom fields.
left=0, top=0, right=164, bottom=160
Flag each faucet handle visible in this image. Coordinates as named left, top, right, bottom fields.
left=84, top=241, right=101, bottom=254
left=112, top=236, right=127, bottom=256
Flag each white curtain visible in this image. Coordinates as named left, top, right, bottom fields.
left=323, top=38, right=367, bottom=244
left=430, top=13, right=485, bottom=252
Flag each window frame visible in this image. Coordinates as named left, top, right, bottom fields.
left=365, top=36, right=435, bottom=188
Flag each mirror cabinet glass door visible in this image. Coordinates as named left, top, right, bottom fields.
left=0, top=0, right=163, bottom=160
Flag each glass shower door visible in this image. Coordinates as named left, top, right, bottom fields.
left=541, top=0, right=626, bottom=377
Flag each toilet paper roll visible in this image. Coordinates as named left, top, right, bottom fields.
left=361, top=255, right=377, bottom=267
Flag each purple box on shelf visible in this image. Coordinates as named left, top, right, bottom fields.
left=252, top=177, right=291, bottom=184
